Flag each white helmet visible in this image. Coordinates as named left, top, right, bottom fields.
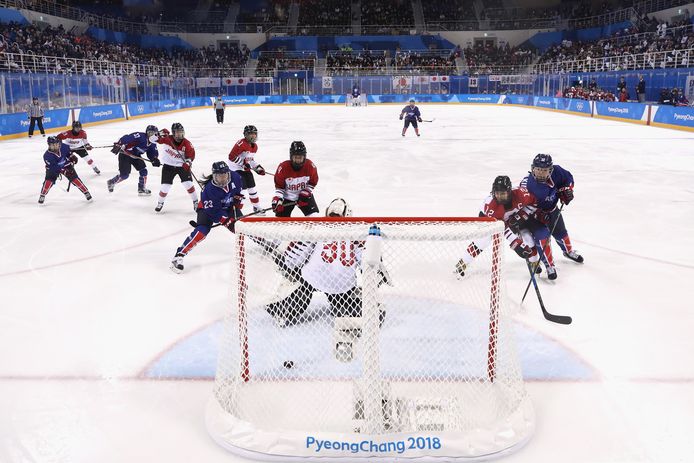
left=325, top=198, right=352, bottom=217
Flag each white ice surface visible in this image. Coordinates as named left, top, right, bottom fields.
left=1, top=104, right=693, bottom=462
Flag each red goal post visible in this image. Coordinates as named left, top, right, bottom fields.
left=207, top=216, right=534, bottom=461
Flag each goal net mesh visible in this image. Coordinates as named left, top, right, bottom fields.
left=207, top=217, right=533, bottom=460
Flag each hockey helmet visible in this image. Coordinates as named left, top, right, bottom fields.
left=211, top=161, right=230, bottom=187
left=492, top=175, right=512, bottom=206
left=171, top=122, right=185, bottom=142
left=326, top=198, right=352, bottom=217
left=72, top=120, right=82, bottom=132
left=289, top=141, right=307, bottom=170
left=47, top=136, right=60, bottom=150
left=145, top=125, right=159, bottom=144
left=243, top=125, right=258, bottom=143
left=531, top=154, right=553, bottom=182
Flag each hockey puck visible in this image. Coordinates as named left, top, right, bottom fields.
left=283, top=361, right=294, bottom=369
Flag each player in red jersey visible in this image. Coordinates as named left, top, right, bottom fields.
left=154, top=123, right=198, bottom=212
left=455, top=175, right=539, bottom=277
left=271, top=141, right=319, bottom=217
left=227, top=125, right=266, bottom=214
left=56, top=121, right=100, bottom=175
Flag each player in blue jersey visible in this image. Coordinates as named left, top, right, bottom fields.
left=107, top=125, right=161, bottom=196
left=519, top=154, right=583, bottom=280
left=399, top=98, right=422, bottom=137
left=39, top=136, right=92, bottom=204
left=170, top=161, right=243, bottom=273
left=352, top=84, right=360, bottom=99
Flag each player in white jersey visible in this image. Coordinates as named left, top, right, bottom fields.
left=265, top=198, right=389, bottom=328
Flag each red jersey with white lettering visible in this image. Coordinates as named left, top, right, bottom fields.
left=227, top=138, right=258, bottom=172
left=481, top=187, right=536, bottom=224
left=157, top=136, right=195, bottom=167
left=274, top=160, right=319, bottom=201
left=57, top=130, right=90, bottom=150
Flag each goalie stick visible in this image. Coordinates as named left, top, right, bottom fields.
left=188, top=201, right=297, bottom=229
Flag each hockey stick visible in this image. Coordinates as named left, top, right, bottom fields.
left=525, top=257, right=572, bottom=325
left=421, top=118, right=436, bottom=123
left=188, top=201, right=297, bottom=229
left=521, top=204, right=565, bottom=303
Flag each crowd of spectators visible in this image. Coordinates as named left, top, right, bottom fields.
left=0, top=22, right=249, bottom=76
left=361, top=0, right=414, bottom=33
left=254, top=51, right=317, bottom=77
left=326, top=50, right=387, bottom=75
left=393, top=51, right=456, bottom=74
left=236, top=0, right=289, bottom=31
left=536, top=19, right=694, bottom=72
left=298, top=0, right=352, bottom=35
left=464, top=43, right=534, bottom=75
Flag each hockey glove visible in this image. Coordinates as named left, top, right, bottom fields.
left=254, top=165, right=266, bottom=176
left=272, top=196, right=284, bottom=213
left=535, top=209, right=552, bottom=225
left=85, top=144, right=93, bottom=151
left=233, top=194, right=245, bottom=210
left=558, top=186, right=574, bottom=205
left=151, top=157, right=161, bottom=167
left=69, top=154, right=79, bottom=164
left=182, top=160, right=192, bottom=172
left=417, top=117, right=423, bottom=122
left=158, top=128, right=170, bottom=138
left=243, top=162, right=252, bottom=172
left=511, top=237, right=537, bottom=260
left=111, top=143, right=122, bottom=154
left=297, top=189, right=313, bottom=207
left=399, top=115, right=403, bottom=120
left=507, top=210, right=529, bottom=232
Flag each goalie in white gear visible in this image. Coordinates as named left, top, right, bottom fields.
left=265, top=198, right=388, bottom=327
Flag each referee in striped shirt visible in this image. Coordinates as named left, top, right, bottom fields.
left=27, top=97, right=45, bottom=137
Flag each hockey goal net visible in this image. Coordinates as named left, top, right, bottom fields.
left=346, top=94, right=368, bottom=106
left=207, top=217, right=534, bottom=461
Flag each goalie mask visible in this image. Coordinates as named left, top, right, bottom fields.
left=211, top=161, right=231, bottom=188
left=325, top=198, right=352, bottom=217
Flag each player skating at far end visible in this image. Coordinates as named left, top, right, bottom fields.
left=39, top=136, right=92, bottom=204
left=265, top=198, right=390, bottom=350
left=56, top=121, right=100, bottom=175
left=455, top=175, right=538, bottom=278
left=107, top=125, right=161, bottom=196
left=227, top=125, right=266, bottom=214
left=271, top=141, right=319, bottom=217
left=519, top=154, right=583, bottom=281
left=170, top=162, right=243, bottom=274
left=399, top=98, right=423, bottom=137
left=154, top=123, right=199, bottom=212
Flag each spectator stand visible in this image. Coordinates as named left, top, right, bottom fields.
left=297, top=0, right=352, bottom=36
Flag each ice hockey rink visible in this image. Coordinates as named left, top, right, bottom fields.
left=1, top=102, right=693, bottom=462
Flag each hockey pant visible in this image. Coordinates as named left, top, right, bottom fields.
left=274, top=195, right=320, bottom=217
left=109, top=153, right=148, bottom=189
left=525, top=209, right=575, bottom=267
left=215, top=108, right=224, bottom=123
left=158, top=164, right=197, bottom=204
left=402, top=118, right=419, bottom=135
left=238, top=170, right=260, bottom=208
left=266, top=280, right=362, bottom=324
left=41, top=167, right=89, bottom=196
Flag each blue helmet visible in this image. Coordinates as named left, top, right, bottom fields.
left=146, top=125, right=158, bottom=136
left=47, top=136, right=60, bottom=145
left=532, top=153, right=553, bottom=169
left=211, top=161, right=231, bottom=187
left=409, top=98, right=416, bottom=103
